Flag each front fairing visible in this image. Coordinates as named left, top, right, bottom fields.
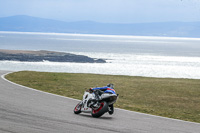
left=81, top=91, right=94, bottom=113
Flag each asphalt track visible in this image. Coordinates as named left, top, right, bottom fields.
left=0, top=70, right=200, bottom=133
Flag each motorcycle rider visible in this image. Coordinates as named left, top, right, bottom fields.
left=89, top=83, right=116, bottom=99
left=89, top=83, right=116, bottom=114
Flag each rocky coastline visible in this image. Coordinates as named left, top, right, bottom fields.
left=0, top=49, right=106, bottom=63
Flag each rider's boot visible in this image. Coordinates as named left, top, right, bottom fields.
left=95, top=94, right=101, bottom=101
left=108, top=104, right=114, bottom=115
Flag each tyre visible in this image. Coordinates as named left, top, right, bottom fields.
left=91, top=101, right=108, bottom=118
left=74, top=102, right=82, bottom=114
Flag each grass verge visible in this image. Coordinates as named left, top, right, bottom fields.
left=5, top=71, right=200, bottom=123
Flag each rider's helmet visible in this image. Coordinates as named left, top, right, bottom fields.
left=107, top=83, right=114, bottom=88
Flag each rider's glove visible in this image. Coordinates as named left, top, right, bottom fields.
left=89, top=88, right=93, bottom=93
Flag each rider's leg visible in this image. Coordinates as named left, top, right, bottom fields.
left=108, top=104, right=114, bottom=115
left=93, top=90, right=102, bottom=100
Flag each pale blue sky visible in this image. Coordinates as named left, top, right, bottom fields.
left=0, top=0, right=200, bottom=23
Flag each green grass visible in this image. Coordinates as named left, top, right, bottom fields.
left=5, top=71, right=200, bottom=123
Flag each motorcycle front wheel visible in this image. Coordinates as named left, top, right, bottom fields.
left=74, top=102, right=82, bottom=114
left=91, top=101, right=108, bottom=118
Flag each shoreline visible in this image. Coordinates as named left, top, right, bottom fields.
left=0, top=68, right=199, bottom=80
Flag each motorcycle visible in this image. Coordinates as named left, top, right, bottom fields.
left=74, top=89, right=118, bottom=118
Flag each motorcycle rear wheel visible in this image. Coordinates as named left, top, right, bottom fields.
left=91, top=101, right=108, bottom=118
left=74, top=102, right=82, bottom=114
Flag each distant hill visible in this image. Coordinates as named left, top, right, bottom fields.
left=0, top=15, right=200, bottom=38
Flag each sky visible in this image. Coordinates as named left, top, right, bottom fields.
left=0, top=0, right=200, bottom=23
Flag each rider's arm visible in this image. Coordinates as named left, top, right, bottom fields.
left=92, top=86, right=108, bottom=91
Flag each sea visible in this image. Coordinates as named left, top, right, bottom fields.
left=0, top=31, right=200, bottom=79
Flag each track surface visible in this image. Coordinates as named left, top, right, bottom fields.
left=0, top=70, right=199, bottom=133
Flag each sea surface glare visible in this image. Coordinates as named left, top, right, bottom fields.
left=0, top=31, right=200, bottom=79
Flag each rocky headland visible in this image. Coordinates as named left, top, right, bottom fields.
left=0, top=49, right=106, bottom=63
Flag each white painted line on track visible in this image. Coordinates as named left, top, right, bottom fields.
left=1, top=71, right=200, bottom=125
left=1, top=71, right=80, bottom=102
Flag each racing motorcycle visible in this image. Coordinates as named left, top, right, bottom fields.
left=74, top=89, right=118, bottom=118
